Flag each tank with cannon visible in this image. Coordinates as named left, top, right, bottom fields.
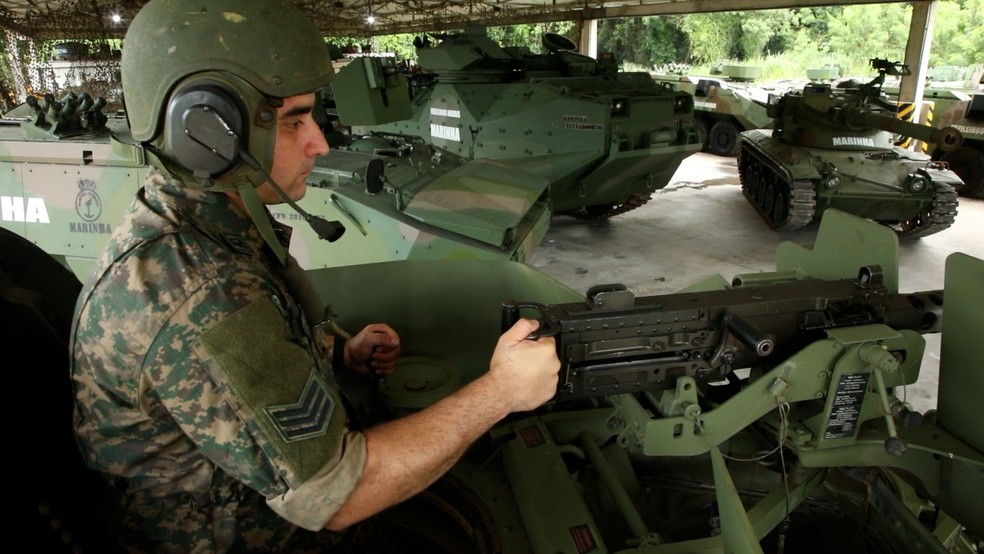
left=10, top=209, right=982, bottom=552
left=0, top=83, right=551, bottom=280
left=738, top=58, right=966, bottom=238
left=337, top=25, right=701, bottom=219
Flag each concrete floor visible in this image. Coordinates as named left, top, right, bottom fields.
left=531, top=152, right=984, bottom=413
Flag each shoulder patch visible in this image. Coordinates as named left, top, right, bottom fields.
left=264, top=371, right=335, bottom=442
left=200, top=297, right=346, bottom=484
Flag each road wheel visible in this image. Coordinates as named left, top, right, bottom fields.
left=941, top=146, right=984, bottom=198
left=708, top=120, right=740, bottom=157
left=693, top=117, right=709, bottom=151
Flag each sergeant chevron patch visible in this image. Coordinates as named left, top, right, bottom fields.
left=264, top=371, right=334, bottom=442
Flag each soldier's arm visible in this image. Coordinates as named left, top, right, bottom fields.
left=325, top=317, right=559, bottom=530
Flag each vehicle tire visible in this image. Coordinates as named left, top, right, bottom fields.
left=708, top=120, right=740, bottom=157
left=940, top=145, right=984, bottom=198
left=693, top=117, right=709, bottom=151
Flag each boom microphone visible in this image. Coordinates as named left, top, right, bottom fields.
left=239, top=151, right=346, bottom=242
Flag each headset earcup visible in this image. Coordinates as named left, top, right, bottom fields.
left=164, top=83, right=246, bottom=179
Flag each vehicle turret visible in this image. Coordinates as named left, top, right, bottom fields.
left=769, top=61, right=962, bottom=152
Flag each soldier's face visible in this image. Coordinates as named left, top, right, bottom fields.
left=259, top=93, right=328, bottom=203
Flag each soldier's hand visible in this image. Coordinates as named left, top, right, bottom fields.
left=488, top=318, right=560, bottom=412
left=346, top=324, right=401, bottom=376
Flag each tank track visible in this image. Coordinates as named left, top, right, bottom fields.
left=737, top=137, right=816, bottom=230
left=566, top=193, right=652, bottom=220
left=893, top=181, right=958, bottom=239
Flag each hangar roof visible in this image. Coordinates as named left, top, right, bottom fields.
left=1, top=0, right=921, bottom=39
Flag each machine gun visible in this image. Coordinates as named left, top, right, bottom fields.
left=503, top=265, right=942, bottom=402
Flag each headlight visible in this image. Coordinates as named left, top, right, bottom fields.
left=907, top=175, right=927, bottom=193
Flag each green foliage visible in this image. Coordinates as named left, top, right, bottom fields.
left=825, top=4, right=910, bottom=67
left=591, top=2, right=981, bottom=82
left=678, top=13, right=736, bottom=64
left=597, top=17, right=688, bottom=67
left=932, top=0, right=984, bottom=67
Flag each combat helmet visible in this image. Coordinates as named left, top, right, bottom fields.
left=121, top=0, right=335, bottom=262
left=122, top=0, right=332, bottom=189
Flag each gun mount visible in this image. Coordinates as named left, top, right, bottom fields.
left=739, top=58, right=966, bottom=238
left=313, top=209, right=982, bottom=553
left=333, top=25, right=701, bottom=220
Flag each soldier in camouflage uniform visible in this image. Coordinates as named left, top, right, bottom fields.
left=69, top=1, right=561, bottom=552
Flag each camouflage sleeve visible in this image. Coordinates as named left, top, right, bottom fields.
left=154, top=285, right=367, bottom=530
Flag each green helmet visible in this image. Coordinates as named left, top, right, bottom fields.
left=121, top=0, right=334, bottom=191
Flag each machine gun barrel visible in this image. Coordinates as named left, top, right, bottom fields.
left=503, top=268, right=943, bottom=401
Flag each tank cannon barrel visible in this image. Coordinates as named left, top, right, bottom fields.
left=847, top=108, right=963, bottom=152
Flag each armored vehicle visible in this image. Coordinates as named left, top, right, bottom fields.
left=884, top=85, right=983, bottom=198
left=12, top=209, right=982, bottom=552
left=340, top=25, right=701, bottom=219
left=652, top=65, right=775, bottom=157
left=738, top=58, right=965, bottom=238
left=0, top=86, right=551, bottom=280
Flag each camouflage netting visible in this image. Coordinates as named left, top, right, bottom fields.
left=1, top=0, right=132, bottom=113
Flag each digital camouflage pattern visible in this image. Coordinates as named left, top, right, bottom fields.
left=71, top=171, right=366, bottom=552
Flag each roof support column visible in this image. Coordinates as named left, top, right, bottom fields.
left=579, top=18, right=597, bottom=58
left=898, top=1, right=937, bottom=127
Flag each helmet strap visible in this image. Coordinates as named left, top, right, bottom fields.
left=238, top=183, right=288, bottom=266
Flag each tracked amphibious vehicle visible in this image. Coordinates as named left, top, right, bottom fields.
left=340, top=25, right=701, bottom=219
left=738, top=58, right=965, bottom=238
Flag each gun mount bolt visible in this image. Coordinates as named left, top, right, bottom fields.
left=884, top=436, right=908, bottom=457
left=795, top=426, right=808, bottom=435
left=815, top=391, right=825, bottom=398
left=684, top=403, right=701, bottom=419
left=607, top=417, right=623, bottom=430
